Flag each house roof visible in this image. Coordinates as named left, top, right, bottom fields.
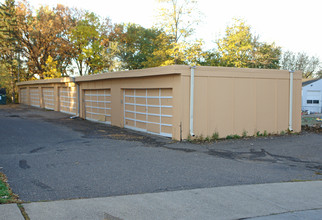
left=302, top=78, right=321, bottom=87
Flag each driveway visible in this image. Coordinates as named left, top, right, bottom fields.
left=0, top=104, right=321, bottom=202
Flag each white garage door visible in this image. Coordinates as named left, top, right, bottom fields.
left=42, top=87, right=54, bottom=110
left=59, top=87, right=76, bottom=115
left=123, top=88, right=173, bottom=137
left=20, top=88, right=28, bottom=104
left=84, top=89, right=111, bottom=124
left=306, top=90, right=321, bottom=113
left=29, top=87, right=40, bottom=107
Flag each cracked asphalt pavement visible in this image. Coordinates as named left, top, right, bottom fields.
left=0, top=104, right=321, bottom=202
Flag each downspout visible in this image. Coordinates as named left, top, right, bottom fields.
left=289, top=70, right=294, bottom=131
left=70, top=77, right=80, bottom=119
left=76, top=82, right=80, bottom=117
left=190, top=66, right=196, bottom=137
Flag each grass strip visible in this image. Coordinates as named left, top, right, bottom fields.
left=0, top=172, right=19, bottom=204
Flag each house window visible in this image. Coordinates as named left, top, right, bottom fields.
left=307, top=100, right=319, bottom=104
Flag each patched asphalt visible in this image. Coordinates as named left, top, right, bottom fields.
left=0, top=104, right=321, bottom=202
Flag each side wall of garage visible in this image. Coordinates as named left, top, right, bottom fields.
left=180, top=67, right=302, bottom=139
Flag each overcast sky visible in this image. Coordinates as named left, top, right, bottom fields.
left=9, top=0, right=322, bottom=60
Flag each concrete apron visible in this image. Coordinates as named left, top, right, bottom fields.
left=20, top=181, right=322, bottom=220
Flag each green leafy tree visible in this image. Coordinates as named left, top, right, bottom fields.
left=217, top=19, right=253, bottom=68
left=70, top=11, right=111, bottom=75
left=0, top=0, right=20, bottom=102
left=109, top=23, right=170, bottom=70
left=209, top=18, right=281, bottom=69
left=155, top=0, right=204, bottom=65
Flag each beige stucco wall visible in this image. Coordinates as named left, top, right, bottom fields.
left=181, top=66, right=302, bottom=139
left=17, top=65, right=301, bottom=140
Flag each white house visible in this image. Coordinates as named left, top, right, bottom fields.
left=302, top=78, right=322, bottom=113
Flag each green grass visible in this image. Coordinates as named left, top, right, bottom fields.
left=226, top=134, right=241, bottom=140
left=301, top=117, right=317, bottom=126
left=212, top=132, right=219, bottom=140
left=0, top=172, right=19, bottom=204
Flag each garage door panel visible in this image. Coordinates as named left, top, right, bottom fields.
left=161, top=125, right=172, bottom=135
left=161, top=116, right=172, bottom=124
left=123, top=88, right=173, bottom=138
left=97, top=90, right=104, bottom=95
left=136, top=89, right=146, bottom=96
left=59, top=87, right=76, bottom=115
left=148, top=107, right=160, bottom=114
left=98, top=102, right=106, bottom=108
left=136, top=97, right=146, bottom=105
left=125, top=119, right=135, bottom=127
left=125, top=96, right=134, bottom=103
left=125, top=104, right=135, bottom=111
left=147, top=123, right=160, bottom=133
left=136, top=106, right=146, bottom=113
left=147, top=89, right=159, bottom=96
left=20, top=88, right=28, bottom=104
left=147, top=98, right=159, bottom=105
left=43, top=87, right=54, bottom=110
left=30, top=88, right=40, bottom=107
left=84, top=89, right=111, bottom=124
left=148, top=115, right=160, bottom=123
left=161, top=98, right=172, bottom=106
left=136, top=113, right=146, bottom=121
left=136, top=121, right=146, bottom=129
left=98, top=96, right=106, bottom=102
left=161, top=89, right=172, bottom=96
left=125, top=90, right=134, bottom=96
left=161, top=107, right=172, bottom=115
left=125, top=111, right=135, bottom=118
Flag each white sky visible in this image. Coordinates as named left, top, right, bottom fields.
left=13, top=0, right=322, bottom=60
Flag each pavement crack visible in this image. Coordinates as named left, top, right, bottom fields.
left=207, top=149, right=322, bottom=172
left=29, top=147, right=45, bottom=154
left=31, top=179, right=54, bottom=191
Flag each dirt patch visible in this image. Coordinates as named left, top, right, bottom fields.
left=301, top=114, right=322, bottom=133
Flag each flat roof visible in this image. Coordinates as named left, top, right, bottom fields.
left=17, top=65, right=184, bottom=86
left=17, top=65, right=302, bottom=86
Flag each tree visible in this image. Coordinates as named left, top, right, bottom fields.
left=15, top=2, right=75, bottom=79
left=0, top=0, right=20, bottom=102
left=280, top=51, right=321, bottom=78
left=70, top=11, right=112, bottom=75
left=217, top=19, right=253, bottom=68
left=155, top=0, right=204, bottom=65
left=108, top=23, right=171, bottom=70
left=211, top=18, right=281, bottom=69
left=42, top=55, right=61, bottom=79
left=316, top=69, right=322, bottom=78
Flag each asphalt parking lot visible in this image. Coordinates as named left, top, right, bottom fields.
left=0, top=104, right=321, bottom=202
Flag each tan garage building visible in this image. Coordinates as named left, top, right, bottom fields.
left=17, top=65, right=302, bottom=140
